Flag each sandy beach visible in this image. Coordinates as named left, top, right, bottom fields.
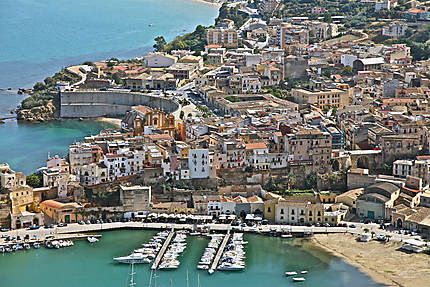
left=188, top=0, right=222, bottom=7
left=312, top=233, right=430, bottom=287
left=96, top=117, right=122, bottom=128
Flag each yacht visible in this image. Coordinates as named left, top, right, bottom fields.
left=33, top=242, right=41, bottom=249
left=285, top=271, right=298, bottom=276
left=301, top=270, right=308, bottom=274
left=292, top=277, right=306, bottom=282
left=114, top=253, right=151, bottom=264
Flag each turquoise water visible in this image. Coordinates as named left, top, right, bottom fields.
left=0, top=119, right=116, bottom=175
left=0, top=230, right=384, bottom=287
left=0, top=0, right=219, bottom=174
left=0, top=0, right=219, bottom=88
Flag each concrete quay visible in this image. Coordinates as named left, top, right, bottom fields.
left=209, top=232, right=230, bottom=274
left=0, top=221, right=421, bottom=245
left=151, top=230, right=175, bottom=270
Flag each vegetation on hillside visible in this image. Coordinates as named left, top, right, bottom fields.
left=21, top=69, right=80, bottom=110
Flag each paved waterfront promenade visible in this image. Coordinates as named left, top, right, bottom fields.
left=0, top=221, right=420, bottom=245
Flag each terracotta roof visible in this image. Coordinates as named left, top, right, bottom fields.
left=245, top=142, right=267, bottom=150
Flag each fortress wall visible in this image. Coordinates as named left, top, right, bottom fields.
left=60, top=91, right=179, bottom=118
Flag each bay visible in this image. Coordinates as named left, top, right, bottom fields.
left=0, top=0, right=219, bottom=174
left=0, top=230, right=384, bottom=287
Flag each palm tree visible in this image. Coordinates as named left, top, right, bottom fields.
left=363, top=228, right=370, bottom=234
left=371, top=231, right=375, bottom=238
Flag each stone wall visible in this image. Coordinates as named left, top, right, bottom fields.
left=60, top=91, right=179, bottom=118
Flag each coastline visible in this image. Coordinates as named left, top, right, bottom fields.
left=311, top=233, right=430, bottom=287
left=188, top=0, right=222, bottom=7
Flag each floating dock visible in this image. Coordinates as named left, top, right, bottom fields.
left=209, top=232, right=230, bottom=274
left=151, top=230, right=175, bottom=270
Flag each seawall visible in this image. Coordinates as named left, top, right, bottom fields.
left=60, top=91, right=179, bottom=118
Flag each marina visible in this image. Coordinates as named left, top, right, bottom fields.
left=0, top=230, right=382, bottom=287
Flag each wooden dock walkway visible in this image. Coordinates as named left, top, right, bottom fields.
left=209, top=232, right=230, bottom=274
left=151, top=230, right=175, bottom=270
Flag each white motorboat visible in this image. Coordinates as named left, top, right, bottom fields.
left=208, top=269, right=214, bottom=275
left=285, top=271, right=298, bottom=276
left=281, top=234, right=293, bottom=238
left=292, top=277, right=306, bottom=282
left=33, top=242, right=41, bottom=249
left=189, top=231, right=201, bottom=236
left=197, top=264, right=209, bottom=270
left=114, top=253, right=150, bottom=264
left=301, top=270, right=308, bottom=274
left=87, top=236, right=99, bottom=243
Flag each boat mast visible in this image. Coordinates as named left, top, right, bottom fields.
left=129, top=263, right=136, bottom=287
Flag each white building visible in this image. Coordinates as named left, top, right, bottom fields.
left=188, top=149, right=210, bottom=179
left=393, top=159, right=414, bottom=178
left=144, top=53, right=177, bottom=68
left=382, top=22, right=408, bottom=38
left=341, top=54, right=358, bottom=67
left=0, top=163, right=25, bottom=188
left=78, top=163, right=108, bottom=186
left=69, top=143, right=100, bottom=175
left=245, top=143, right=269, bottom=170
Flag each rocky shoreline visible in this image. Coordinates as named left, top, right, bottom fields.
left=16, top=100, right=56, bottom=122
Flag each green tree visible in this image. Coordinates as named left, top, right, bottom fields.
left=340, top=65, right=353, bottom=76
left=304, top=173, right=317, bottom=189
left=153, top=36, right=167, bottom=51
left=112, top=73, right=123, bottom=85
left=44, top=77, right=55, bottom=87
left=26, top=173, right=41, bottom=188
left=33, top=82, right=46, bottom=91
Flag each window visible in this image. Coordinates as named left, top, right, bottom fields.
left=280, top=209, right=284, bottom=214
left=267, top=207, right=271, bottom=213
left=309, top=211, right=312, bottom=216
left=291, top=209, right=295, bottom=215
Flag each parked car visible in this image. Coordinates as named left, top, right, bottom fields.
left=349, top=224, right=356, bottom=228
left=78, top=221, right=84, bottom=225
left=58, top=223, right=64, bottom=227
left=85, top=220, right=91, bottom=225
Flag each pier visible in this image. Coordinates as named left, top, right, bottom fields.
left=151, top=230, right=175, bottom=270
left=209, top=232, right=230, bottom=274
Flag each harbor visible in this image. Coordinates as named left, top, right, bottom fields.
left=0, top=229, right=384, bottom=287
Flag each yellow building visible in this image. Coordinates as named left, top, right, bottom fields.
left=291, top=88, right=352, bottom=109
left=124, top=105, right=176, bottom=137
left=151, top=202, right=194, bottom=214
left=264, top=197, right=284, bottom=222
left=39, top=199, right=83, bottom=223
left=9, top=185, right=34, bottom=215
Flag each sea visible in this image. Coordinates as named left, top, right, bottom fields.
left=0, top=0, right=219, bottom=174
left=0, top=230, right=384, bottom=287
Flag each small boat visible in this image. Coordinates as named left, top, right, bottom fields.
left=23, top=243, right=31, bottom=250
left=281, top=234, right=293, bottom=238
left=190, top=231, right=201, bottom=236
left=33, top=242, right=41, bottom=249
left=197, top=264, right=209, bottom=270
left=148, top=24, right=153, bottom=27
left=301, top=270, right=308, bottom=274
left=285, top=271, right=298, bottom=276
left=0, top=246, right=5, bottom=253
left=208, top=269, right=214, bottom=275
left=87, top=236, right=99, bottom=243
left=28, top=225, right=40, bottom=230
left=292, top=277, right=306, bottom=282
